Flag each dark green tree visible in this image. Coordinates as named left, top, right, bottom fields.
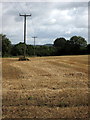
left=87, top=44, right=90, bottom=54
left=54, top=37, right=66, bottom=48
left=70, top=36, right=87, bottom=54
left=11, top=42, right=25, bottom=56
left=26, top=45, right=34, bottom=56
left=54, top=37, right=67, bottom=55
left=70, top=36, right=87, bottom=47
left=2, top=34, right=12, bottom=57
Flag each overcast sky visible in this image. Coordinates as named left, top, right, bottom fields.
left=0, top=2, right=88, bottom=45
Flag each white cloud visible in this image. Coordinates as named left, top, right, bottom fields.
left=50, top=18, right=56, bottom=24
left=0, top=0, right=89, bottom=2
left=1, top=2, right=88, bottom=44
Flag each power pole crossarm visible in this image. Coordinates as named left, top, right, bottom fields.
left=19, top=14, right=31, bottom=16
left=19, top=14, right=31, bottom=59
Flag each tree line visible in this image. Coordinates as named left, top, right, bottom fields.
left=0, top=34, right=90, bottom=57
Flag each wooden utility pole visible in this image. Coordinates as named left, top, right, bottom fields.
left=19, top=14, right=31, bottom=59
left=32, top=36, right=37, bottom=56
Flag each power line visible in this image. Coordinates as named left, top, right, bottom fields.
left=24, top=3, right=31, bottom=14
left=18, top=3, right=26, bottom=14
left=30, top=18, right=36, bottom=36
left=24, top=3, right=37, bottom=39
left=11, top=2, right=24, bottom=14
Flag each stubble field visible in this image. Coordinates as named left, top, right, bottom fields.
left=2, top=55, right=89, bottom=119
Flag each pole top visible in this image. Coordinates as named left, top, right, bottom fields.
left=19, top=13, right=31, bottom=16
left=32, top=36, right=37, bottom=38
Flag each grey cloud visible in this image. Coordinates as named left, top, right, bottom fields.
left=2, top=2, right=88, bottom=44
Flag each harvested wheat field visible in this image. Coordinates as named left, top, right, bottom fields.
left=2, top=55, right=89, bottom=119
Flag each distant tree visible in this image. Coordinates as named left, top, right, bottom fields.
left=36, top=46, right=49, bottom=56
left=48, top=46, right=56, bottom=56
left=33, top=46, right=55, bottom=57
left=64, top=40, right=72, bottom=55
left=70, top=36, right=87, bottom=54
left=53, top=37, right=67, bottom=55
left=54, top=37, right=66, bottom=48
left=11, top=42, right=25, bottom=56
left=1, top=33, right=88, bottom=57
left=87, top=44, right=90, bottom=54
left=70, top=36, right=87, bottom=47
left=2, top=34, right=12, bottom=57
left=26, top=45, right=34, bottom=56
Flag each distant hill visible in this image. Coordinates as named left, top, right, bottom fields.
left=44, top=44, right=53, bottom=46
left=12, top=43, right=53, bottom=47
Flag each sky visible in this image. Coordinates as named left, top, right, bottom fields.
left=0, top=1, right=88, bottom=45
